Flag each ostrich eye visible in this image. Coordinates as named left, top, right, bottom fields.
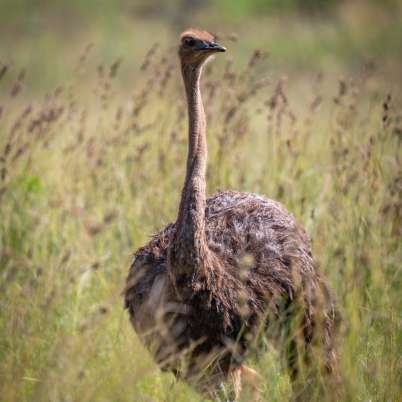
left=184, top=37, right=196, bottom=47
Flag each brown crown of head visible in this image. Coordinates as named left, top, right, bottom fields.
left=179, top=28, right=226, bottom=66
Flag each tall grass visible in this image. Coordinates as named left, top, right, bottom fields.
left=0, top=37, right=401, bottom=401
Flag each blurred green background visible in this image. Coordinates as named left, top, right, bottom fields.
left=1, top=0, right=402, bottom=91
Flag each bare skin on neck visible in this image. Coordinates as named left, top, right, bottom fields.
left=168, top=30, right=223, bottom=280
left=172, top=64, right=207, bottom=273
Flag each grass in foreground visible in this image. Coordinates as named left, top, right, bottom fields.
left=0, top=39, right=401, bottom=401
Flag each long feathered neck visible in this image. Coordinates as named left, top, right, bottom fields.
left=169, top=62, right=208, bottom=278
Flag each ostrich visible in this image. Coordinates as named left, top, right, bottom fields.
left=124, top=29, right=340, bottom=399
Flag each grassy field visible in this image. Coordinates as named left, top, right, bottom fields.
left=0, top=1, right=401, bottom=401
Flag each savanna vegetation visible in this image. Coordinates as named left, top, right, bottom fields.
left=0, top=1, right=401, bottom=401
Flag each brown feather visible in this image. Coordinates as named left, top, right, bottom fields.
left=124, top=191, right=340, bottom=390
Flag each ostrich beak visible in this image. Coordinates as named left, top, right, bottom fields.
left=197, top=41, right=226, bottom=53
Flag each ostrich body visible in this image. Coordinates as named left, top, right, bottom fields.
left=124, top=29, right=339, bottom=398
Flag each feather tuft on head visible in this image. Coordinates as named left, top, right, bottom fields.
left=180, top=28, right=215, bottom=43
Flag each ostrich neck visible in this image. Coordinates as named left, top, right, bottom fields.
left=182, top=64, right=207, bottom=187
left=170, top=63, right=208, bottom=274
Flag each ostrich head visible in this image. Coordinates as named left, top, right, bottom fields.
left=179, top=28, right=226, bottom=67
